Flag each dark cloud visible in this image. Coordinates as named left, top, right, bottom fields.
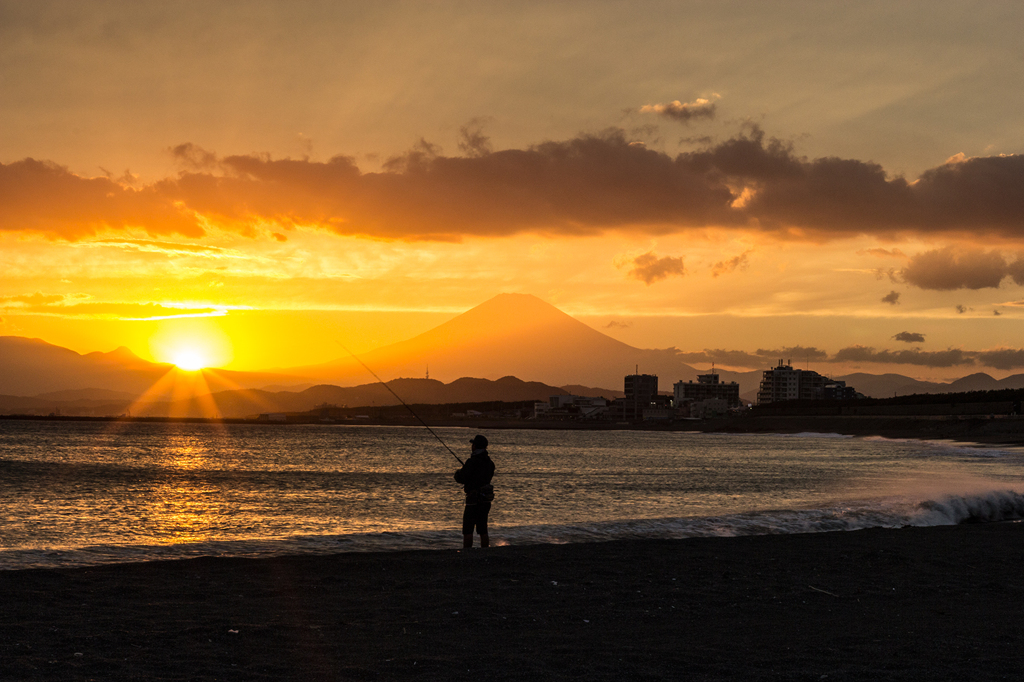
left=976, top=349, right=1024, bottom=370
left=622, top=251, right=685, bottom=285
left=683, top=128, right=1024, bottom=238
left=832, top=346, right=974, bottom=367
left=900, top=248, right=1014, bottom=290
left=956, top=304, right=968, bottom=314
left=755, top=346, right=830, bottom=362
left=912, top=154, right=1024, bottom=232
left=675, top=349, right=768, bottom=368
left=272, top=232, right=288, bottom=242
left=994, top=309, right=1002, bottom=316
left=677, top=343, right=1024, bottom=371
left=680, top=343, right=1024, bottom=371
left=0, top=158, right=206, bottom=239
left=457, top=119, right=493, bottom=158
left=604, top=320, right=632, bottom=329
left=882, top=290, right=901, bottom=305
left=711, top=251, right=750, bottom=277
left=4, top=125, right=1024, bottom=242
left=640, top=97, right=717, bottom=123
left=174, top=131, right=740, bottom=241
left=170, top=143, right=218, bottom=171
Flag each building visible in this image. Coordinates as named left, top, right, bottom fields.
left=624, top=374, right=659, bottom=402
left=688, top=398, right=730, bottom=419
left=533, top=395, right=608, bottom=420
left=757, top=361, right=859, bottom=404
left=674, top=371, right=741, bottom=408
left=823, top=381, right=858, bottom=401
left=606, top=373, right=669, bottom=421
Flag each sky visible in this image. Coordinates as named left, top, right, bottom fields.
left=2, top=0, right=1024, bottom=381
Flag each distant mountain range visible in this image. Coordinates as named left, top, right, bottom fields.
left=4, top=293, right=1024, bottom=418
left=0, top=336, right=303, bottom=397
left=0, top=377, right=619, bottom=419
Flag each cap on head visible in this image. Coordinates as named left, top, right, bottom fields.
left=470, top=434, right=488, bottom=449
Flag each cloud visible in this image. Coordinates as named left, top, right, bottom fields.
left=640, top=96, right=718, bottom=123
left=675, top=349, right=767, bottom=368
left=875, top=268, right=900, bottom=283
left=994, top=309, right=1002, bottom=316
left=0, top=158, right=206, bottom=239
left=882, top=290, right=901, bottom=305
left=976, top=349, right=1024, bottom=370
left=711, top=251, right=750, bottom=277
left=832, top=346, right=974, bottom=367
left=956, top=304, right=968, bottom=314
left=4, top=125, right=1024, bottom=243
left=457, top=118, right=493, bottom=157
left=170, top=143, right=218, bottom=171
left=900, top=247, right=1018, bottom=290
left=168, top=131, right=743, bottom=241
left=620, top=251, right=685, bottom=285
left=755, top=346, right=830, bottom=363
left=676, top=346, right=829, bottom=369
left=90, top=238, right=232, bottom=257
left=604, top=320, right=632, bottom=329
left=0, top=292, right=68, bottom=307
left=677, top=343, right=1024, bottom=371
left=860, top=248, right=908, bottom=259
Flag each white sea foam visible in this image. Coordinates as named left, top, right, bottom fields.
left=3, top=489, right=1021, bottom=571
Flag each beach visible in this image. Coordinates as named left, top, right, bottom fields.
left=2, top=522, right=1022, bottom=681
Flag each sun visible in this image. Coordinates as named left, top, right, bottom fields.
left=149, top=319, right=233, bottom=370
left=170, top=347, right=210, bottom=371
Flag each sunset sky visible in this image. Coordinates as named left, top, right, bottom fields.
left=2, top=1, right=1023, bottom=381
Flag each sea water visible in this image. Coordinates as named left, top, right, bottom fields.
left=1, top=419, right=1023, bottom=569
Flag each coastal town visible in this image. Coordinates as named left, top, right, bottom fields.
left=533, top=361, right=861, bottom=422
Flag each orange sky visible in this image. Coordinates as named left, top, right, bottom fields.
left=2, top=1, right=1024, bottom=382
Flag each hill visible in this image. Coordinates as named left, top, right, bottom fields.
left=0, top=336, right=307, bottom=398
left=0, top=376, right=622, bottom=418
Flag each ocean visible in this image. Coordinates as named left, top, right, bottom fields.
left=2, top=418, right=1023, bottom=570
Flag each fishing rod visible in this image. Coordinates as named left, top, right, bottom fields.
left=336, top=341, right=464, bottom=465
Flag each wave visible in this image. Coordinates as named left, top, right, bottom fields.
left=860, top=435, right=1019, bottom=458
left=3, top=489, right=1021, bottom=571
left=773, top=432, right=855, bottom=439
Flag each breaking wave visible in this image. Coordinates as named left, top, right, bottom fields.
left=3, top=489, right=1021, bottom=571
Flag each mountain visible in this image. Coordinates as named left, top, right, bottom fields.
left=0, top=336, right=306, bottom=398
left=146, top=376, right=616, bottom=418
left=284, top=293, right=705, bottom=390
left=834, top=372, right=1024, bottom=399
left=0, top=376, right=622, bottom=418
left=6, top=295, right=1024, bottom=408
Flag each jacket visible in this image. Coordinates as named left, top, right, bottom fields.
left=454, top=449, right=495, bottom=504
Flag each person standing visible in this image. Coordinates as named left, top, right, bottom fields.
left=454, top=434, right=495, bottom=548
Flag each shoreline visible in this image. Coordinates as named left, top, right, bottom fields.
left=5, top=412, right=1024, bottom=447
left=2, top=522, right=1022, bottom=680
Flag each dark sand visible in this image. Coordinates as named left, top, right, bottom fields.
left=2, top=523, right=1022, bottom=681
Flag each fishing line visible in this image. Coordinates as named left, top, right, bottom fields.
left=336, top=341, right=464, bottom=465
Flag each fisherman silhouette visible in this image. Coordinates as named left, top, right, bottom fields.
left=454, top=434, right=495, bottom=548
